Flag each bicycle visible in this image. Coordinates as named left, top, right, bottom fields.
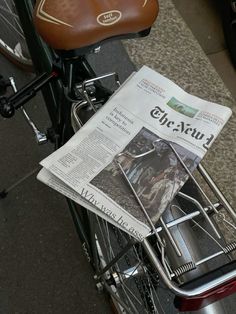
left=0, top=1, right=236, bottom=313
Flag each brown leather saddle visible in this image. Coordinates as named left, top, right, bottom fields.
left=33, top=0, right=159, bottom=52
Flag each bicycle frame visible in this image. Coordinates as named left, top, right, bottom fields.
left=15, top=0, right=59, bottom=127
left=14, top=0, right=111, bottom=139
left=12, top=0, right=112, bottom=265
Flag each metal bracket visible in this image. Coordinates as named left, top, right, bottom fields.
left=9, top=77, right=47, bottom=145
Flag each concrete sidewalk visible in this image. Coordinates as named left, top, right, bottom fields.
left=124, top=0, right=236, bottom=210
left=173, top=0, right=236, bottom=101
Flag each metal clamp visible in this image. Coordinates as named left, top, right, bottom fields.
left=81, top=72, right=120, bottom=112
left=9, top=77, right=47, bottom=145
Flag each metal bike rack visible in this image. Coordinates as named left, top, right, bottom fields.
left=72, top=74, right=236, bottom=299
left=115, top=140, right=236, bottom=298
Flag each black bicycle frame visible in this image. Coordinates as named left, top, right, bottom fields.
left=14, top=0, right=60, bottom=127
left=12, top=0, right=112, bottom=265
left=14, top=0, right=111, bottom=140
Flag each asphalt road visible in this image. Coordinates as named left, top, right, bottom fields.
left=0, top=42, right=134, bottom=314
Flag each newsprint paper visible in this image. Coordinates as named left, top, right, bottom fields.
left=38, top=66, right=232, bottom=241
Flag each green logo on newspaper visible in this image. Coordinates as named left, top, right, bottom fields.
left=167, top=97, right=199, bottom=118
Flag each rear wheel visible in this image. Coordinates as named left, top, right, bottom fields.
left=0, top=0, right=33, bottom=71
left=91, top=215, right=170, bottom=314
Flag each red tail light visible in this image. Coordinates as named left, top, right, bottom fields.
left=175, top=279, right=236, bottom=311
left=174, top=261, right=236, bottom=311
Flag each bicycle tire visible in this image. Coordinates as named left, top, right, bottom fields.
left=0, top=0, right=33, bottom=71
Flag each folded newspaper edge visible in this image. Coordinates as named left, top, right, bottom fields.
left=38, top=66, right=232, bottom=241
left=37, top=168, right=142, bottom=236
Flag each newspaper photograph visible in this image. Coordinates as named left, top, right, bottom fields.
left=91, top=127, right=201, bottom=225
left=38, top=66, right=232, bottom=241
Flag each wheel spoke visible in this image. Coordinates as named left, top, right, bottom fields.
left=0, top=0, right=32, bottom=70
left=94, top=215, right=166, bottom=313
left=0, top=12, right=24, bottom=39
left=0, top=4, right=18, bottom=18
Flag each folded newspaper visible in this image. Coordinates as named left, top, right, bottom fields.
left=38, top=66, right=232, bottom=241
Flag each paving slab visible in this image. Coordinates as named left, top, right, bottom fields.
left=124, top=0, right=236, bottom=210
left=172, top=0, right=225, bottom=54
left=209, top=49, right=236, bottom=101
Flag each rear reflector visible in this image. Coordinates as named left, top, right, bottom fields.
left=174, top=279, right=236, bottom=311
left=174, top=261, right=236, bottom=311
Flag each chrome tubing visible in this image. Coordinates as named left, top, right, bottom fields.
left=198, top=164, right=236, bottom=222
left=142, top=238, right=236, bottom=298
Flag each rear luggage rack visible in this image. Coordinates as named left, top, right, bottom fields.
left=71, top=74, right=236, bottom=311
left=115, top=138, right=236, bottom=310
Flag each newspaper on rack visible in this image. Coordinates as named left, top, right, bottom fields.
left=37, top=66, right=232, bottom=241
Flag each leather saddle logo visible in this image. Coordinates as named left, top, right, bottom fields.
left=36, top=0, right=73, bottom=27
left=97, top=10, right=122, bottom=26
